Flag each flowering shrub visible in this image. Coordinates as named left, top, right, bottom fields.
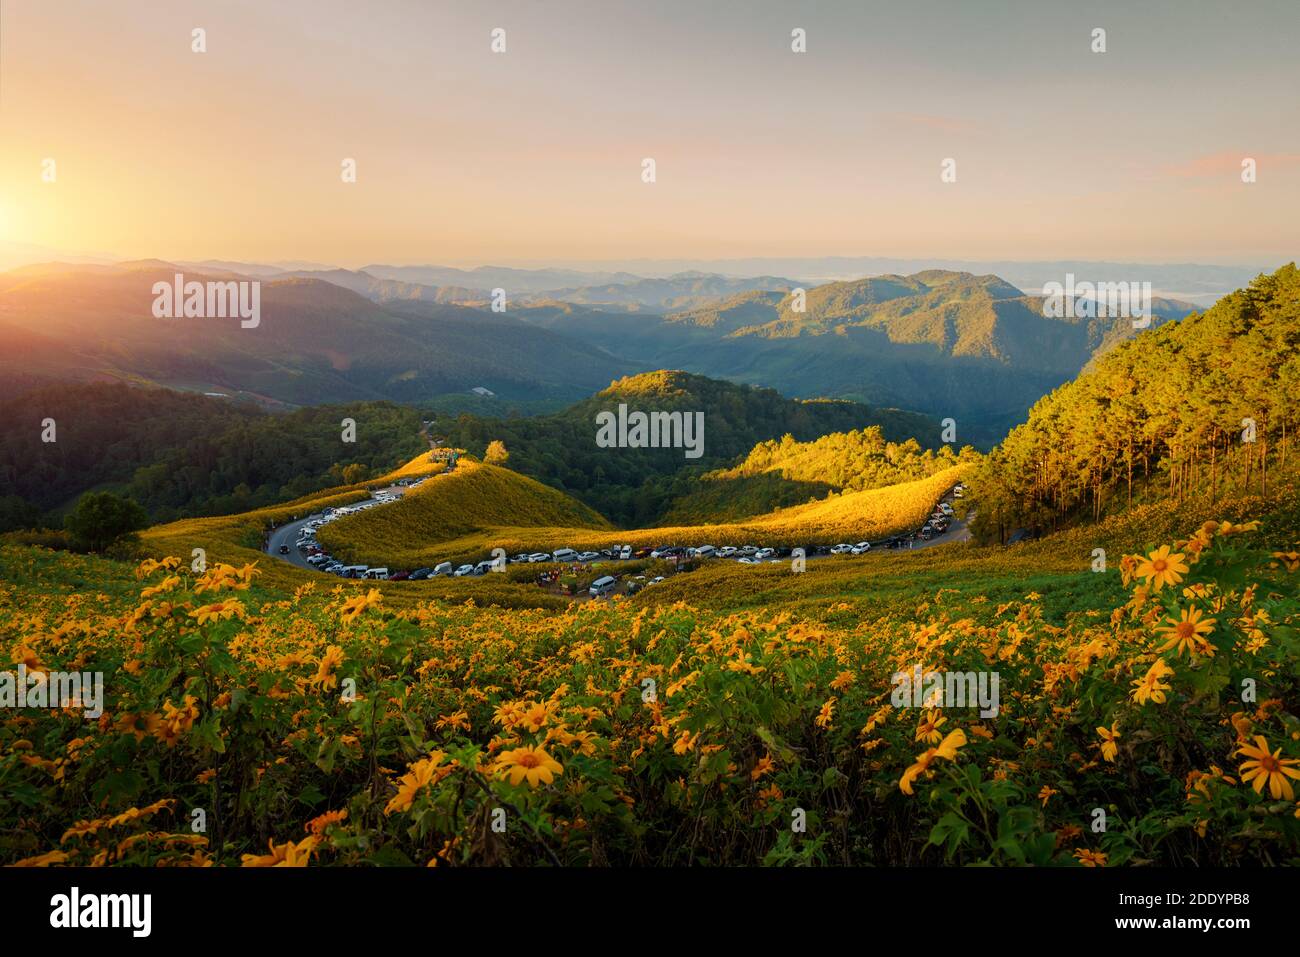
left=1, top=519, right=1296, bottom=866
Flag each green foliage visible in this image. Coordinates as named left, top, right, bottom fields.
left=0, top=383, right=425, bottom=529
left=63, top=491, right=148, bottom=552
left=437, top=371, right=938, bottom=527
left=972, top=264, right=1300, bottom=543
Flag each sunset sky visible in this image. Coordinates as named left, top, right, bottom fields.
left=1, top=0, right=1297, bottom=267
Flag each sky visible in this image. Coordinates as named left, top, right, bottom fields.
left=1, top=0, right=1297, bottom=268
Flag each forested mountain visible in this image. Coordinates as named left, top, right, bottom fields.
left=970, top=263, right=1300, bottom=543
left=434, top=370, right=939, bottom=526
left=526, top=272, right=801, bottom=311
left=0, top=262, right=631, bottom=406
left=515, top=271, right=1199, bottom=443
left=0, top=382, right=425, bottom=530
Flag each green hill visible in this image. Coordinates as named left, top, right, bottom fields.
left=971, top=263, right=1300, bottom=542
left=434, top=370, right=940, bottom=527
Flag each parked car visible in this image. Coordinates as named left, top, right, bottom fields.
left=528, top=553, right=551, bottom=563
left=830, top=544, right=853, bottom=555
left=589, top=575, right=618, bottom=598
left=389, top=571, right=410, bottom=581
left=695, top=544, right=717, bottom=558
left=618, top=545, right=633, bottom=560
left=633, top=547, right=653, bottom=559
left=409, top=568, right=433, bottom=580
left=433, top=561, right=454, bottom=577
left=577, top=551, right=601, bottom=562
left=278, top=544, right=290, bottom=554
left=755, top=547, right=775, bottom=560
left=718, top=546, right=737, bottom=558
left=648, top=576, right=665, bottom=585
left=453, top=564, right=475, bottom=577
left=552, top=547, right=579, bottom=562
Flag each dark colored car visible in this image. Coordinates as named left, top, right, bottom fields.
left=278, top=544, right=290, bottom=554
left=409, top=568, right=433, bottom=580
left=389, top=571, right=410, bottom=581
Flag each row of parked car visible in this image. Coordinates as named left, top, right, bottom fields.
left=281, top=484, right=966, bottom=583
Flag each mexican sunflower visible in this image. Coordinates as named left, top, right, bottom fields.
left=385, top=752, right=448, bottom=814
left=240, top=836, right=318, bottom=867
left=1096, top=723, right=1121, bottom=763
left=340, top=588, right=383, bottom=624
left=1155, top=606, right=1216, bottom=658
left=495, top=745, right=563, bottom=788
left=1134, top=546, right=1189, bottom=592
left=1130, top=658, right=1174, bottom=705
left=1236, top=736, right=1300, bottom=800
left=899, top=728, right=967, bottom=795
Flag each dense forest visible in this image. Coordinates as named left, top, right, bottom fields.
left=0, top=383, right=425, bottom=531
left=434, top=370, right=939, bottom=527
left=970, top=264, right=1300, bottom=544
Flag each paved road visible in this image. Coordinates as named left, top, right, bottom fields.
left=264, top=482, right=410, bottom=571
left=266, top=511, right=328, bottom=570
left=265, top=480, right=970, bottom=580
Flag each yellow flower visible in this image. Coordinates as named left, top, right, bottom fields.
left=751, top=754, right=775, bottom=780
left=190, top=600, right=244, bottom=626
left=339, top=588, right=382, bottom=624
left=933, top=728, right=967, bottom=760
left=1155, top=606, right=1216, bottom=658
left=1096, top=723, right=1120, bottom=763
left=915, top=708, right=947, bottom=744
left=1271, top=551, right=1300, bottom=572
left=385, top=752, right=448, bottom=814
left=814, top=699, right=835, bottom=730
left=1131, top=658, right=1174, bottom=705
left=240, top=835, right=318, bottom=867
left=1038, top=785, right=1058, bottom=806
left=495, top=745, right=563, bottom=788
left=1073, top=848, right=1107, bottom=867
left=1236, top=735, right=1300, bottom=801
left=310, top=645, right=346, bottom=690
left=899, top=728, right=966, bottom=794
left=306, top=809, right=348, bottom=836
left=1134, top=546, right=1189, bottom=592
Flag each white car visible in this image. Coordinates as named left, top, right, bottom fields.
left=737, top=557, right=759, bottom=565
left=718, top=546, right=737, bottom=558
left=851, top=542, right=871, bottom=554
left=830, top=544, right=853, bottom=555
left=755, top=547, right=775, bottom=560
left=453, top=564, right=475, bottom=577
left=577, top=551, right=601, bottom=562
left=648, top=576, right=665, bottom=585
left=940, top=503, right=954, bottom=515
left=528, top=553, right=551, bottom=563
left=737, top=545, right=758, bottom=557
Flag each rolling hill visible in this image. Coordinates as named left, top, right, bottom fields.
left=433, top=370, right=942, bottom=526
left=516, top=270, right=1199, bottom=443
left=0, top=262, right=632, bottom=406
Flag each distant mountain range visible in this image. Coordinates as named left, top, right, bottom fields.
left=0, top=258, right=1215, bottom=441
left=511, top=270, right=1199, bottom=442
left=0, top=261, right=630, bottom=405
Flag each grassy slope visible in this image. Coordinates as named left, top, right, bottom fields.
left=316, top=462, right=967, bottom=568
